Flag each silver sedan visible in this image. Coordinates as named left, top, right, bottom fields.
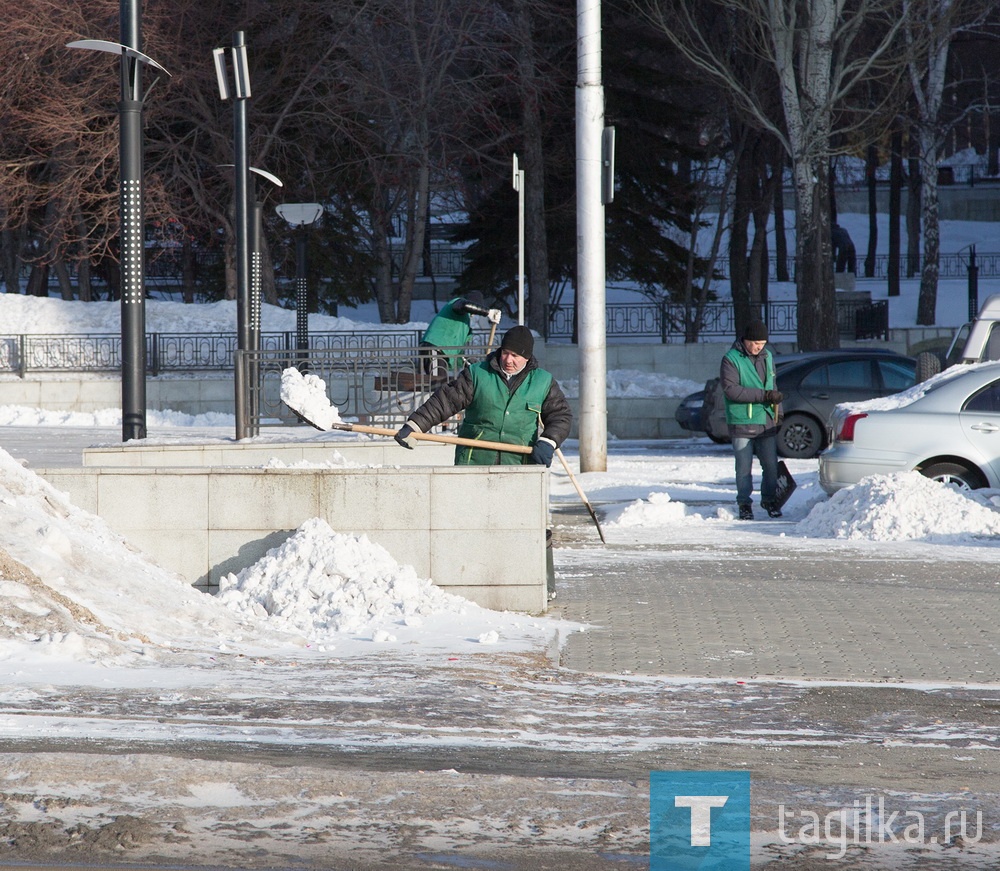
left=820, top=362, right=1000, bottom=494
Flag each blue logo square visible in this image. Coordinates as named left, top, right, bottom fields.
left=650, top=771, right=750, bottom=870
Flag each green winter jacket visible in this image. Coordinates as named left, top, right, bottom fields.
left=455, top=361, right=553, bottom=465
left=723, top=345, right=776, bottom=426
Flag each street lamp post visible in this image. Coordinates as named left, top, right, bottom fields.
left=276, top=204, right=324, bottom=362
left=512, top=153, right=525, bottom=326
left=67, top=5, right=170, bottom=442
left=213, top=32, right=254, bottom=438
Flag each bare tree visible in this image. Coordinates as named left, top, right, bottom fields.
left=330, top=0, right=515, bottom=323
left=904, top=0, right=992, bottom=325
left=635, top=0, right=912, bottom=349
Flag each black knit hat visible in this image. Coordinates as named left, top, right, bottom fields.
left=500, top=325, right=534, bottom=358
left=465, top=290, right=485, bottom=307
left=742, top=320, right=769, bottom=341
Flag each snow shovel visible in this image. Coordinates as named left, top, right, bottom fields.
left=774, top=460, right=797, bottom=510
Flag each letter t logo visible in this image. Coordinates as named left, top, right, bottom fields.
left=675, top=795, right=729, bottom=846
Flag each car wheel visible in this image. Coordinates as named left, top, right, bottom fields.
left=914, top=350, right=942, bottom=382
left=777, top=413, right=823, bottom=459
left=919, top=462, right=986, bottom=490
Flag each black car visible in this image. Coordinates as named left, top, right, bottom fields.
left=674, top=389, right=707, bottom=433
left=694, top=349, right=918, bottom=459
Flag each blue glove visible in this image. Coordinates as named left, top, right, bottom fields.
left=531, top=439, right=555, bottom=467
left=395, top=424, right=417, bottom=449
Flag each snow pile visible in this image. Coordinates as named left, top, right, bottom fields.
left=797, top=472, right=1000, bottom=542
left=0, top=448, right=296, bottom=662
left=217, top=518, right=480, bottom=643
left=604, top=491, right=689, bottom=527
left=280, top=367, right=343, bottom=429
left=560, top=369, right=701, bottom=399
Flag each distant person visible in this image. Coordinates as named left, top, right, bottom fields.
left=832, top=223, right=857, bottom=275
left=418, top=291, right=501, bottom=377
left=720, top=320, right=783, bottom=520
left=395, top=325, right=572, bottom=466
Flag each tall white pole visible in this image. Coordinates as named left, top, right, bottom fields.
left=576, top=0, right=607, bottom=471
left=513, top=153, right=525, bottom=325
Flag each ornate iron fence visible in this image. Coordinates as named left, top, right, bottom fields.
left=546, top=299, right=889, bottom=343
left=0, top=328, right=503, bottom=376
left=709, top=252, right=996, bottom=282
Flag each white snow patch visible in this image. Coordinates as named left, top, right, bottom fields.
left=797, top=472, right=1000, bottom=542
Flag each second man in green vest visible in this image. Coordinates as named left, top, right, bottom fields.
left=720, top=319, right=784, bottom=520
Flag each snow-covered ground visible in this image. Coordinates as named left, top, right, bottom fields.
left=0, top=214, right=999, bottom=868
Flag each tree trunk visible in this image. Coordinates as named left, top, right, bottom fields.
left=916, top=127, right=940, bottom=325
left=181, top=242, right=196, bottom=304
left=0, top=228, right=21, bottom=293
left=53, top=261, right=74, bottom=300
left=888, top=129, right=902, bottom=297
left=729, top=138, right=753, bottom=333
left=372, top=217, right=396, bottom=324
left=395, top=162, right=430, bottom=324
left=773, top=174, right=788, bottom=283
left=864, top=143, right=878, bottom=278
left=906, top=131, right=921, bottom=278
left=791, top=156, right=837, bottom=350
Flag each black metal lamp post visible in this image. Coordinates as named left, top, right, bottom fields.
left=67, top=3, right=170, bottom=442
left=213, top=32, right=254, bottom=438
left=275, top=204, right=323, bottom=360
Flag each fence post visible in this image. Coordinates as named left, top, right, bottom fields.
left=148, top=333, right=159, bottom=376
left=968, top=245, right=979, bottom=321
left=660, top=301, right=668, bottom=344
left=17, top=335, right=26, bottom=378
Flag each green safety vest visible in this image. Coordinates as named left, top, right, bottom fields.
left=723, top=346, right=776, bottom=426
left=455, top=361, right=553, bottom=465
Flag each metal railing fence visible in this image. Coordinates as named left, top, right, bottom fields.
left=0, top=329, right=501, bottom=376
left=545, top=299, right=888, bottom=343
left=711, top=252, right=994, bottom=282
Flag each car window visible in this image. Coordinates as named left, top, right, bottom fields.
left=800, top=360, right=872, bottom=390
left=964, top=380, right=1000, bottom=413
left=877, top=359, right=916, bottom=391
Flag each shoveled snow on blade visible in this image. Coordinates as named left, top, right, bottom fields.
left=280, top=367, right=342, bottom=430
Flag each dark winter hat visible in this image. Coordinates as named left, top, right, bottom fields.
left=742, top=320, right=769, bottom=341
left=500, top=325, right=534, bottom=359
left=465, top=290, right=485, bottom=307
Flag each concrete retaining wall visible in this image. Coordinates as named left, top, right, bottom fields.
left=39, top=461, right=549, bottom=614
